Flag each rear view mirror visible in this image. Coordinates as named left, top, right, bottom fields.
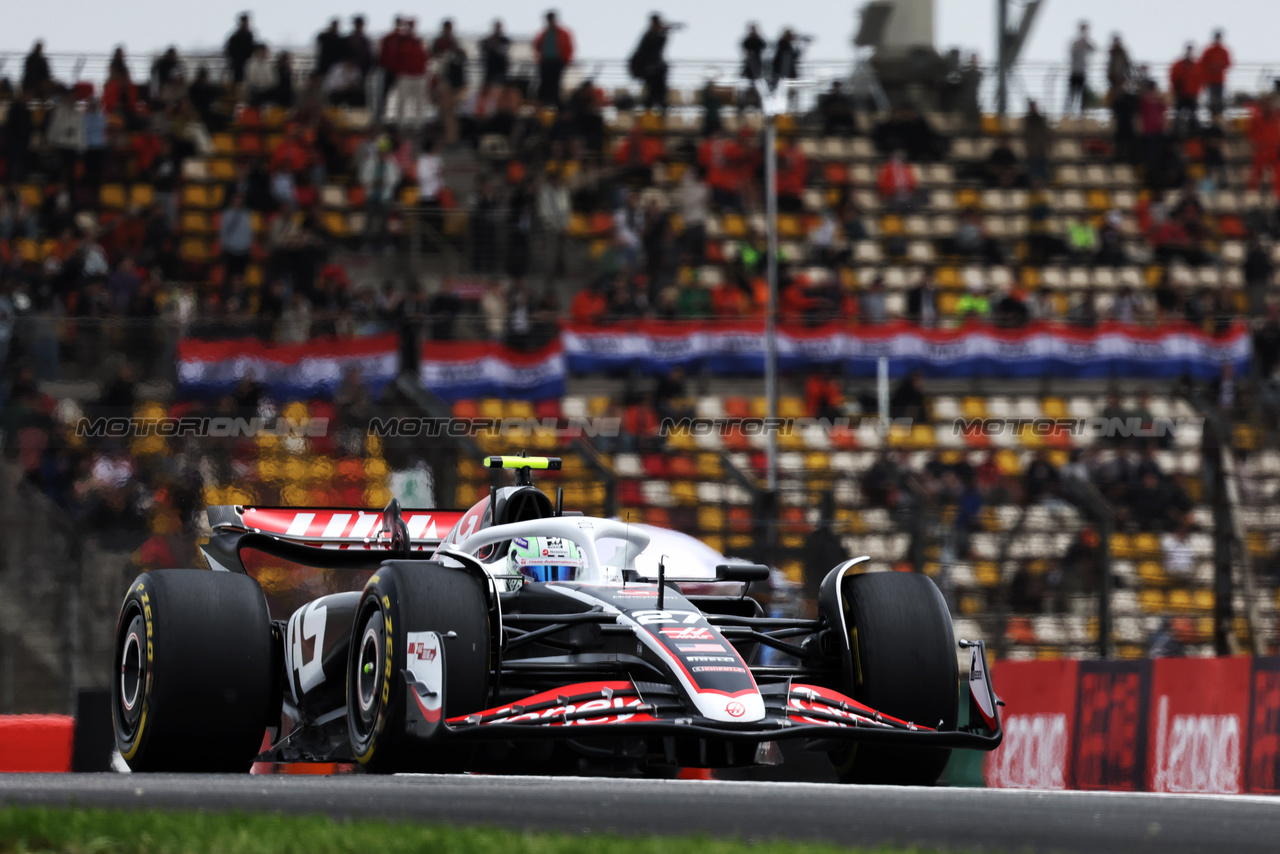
left=716, top=564, right=771, bottom=583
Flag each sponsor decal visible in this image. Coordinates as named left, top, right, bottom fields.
left=658, top=627, right=713, bottom=640
left=410, top=641, right=437, bottom=662
left=1152, top=695, right=1241, bottom=794
left=686, top=655, right=737, bottom=663
left=514, top=537, right=529, bottom=549
left=989, top=714, right=1070, bottom=789
left=726, top=701, right=746, bottom=718
left=677, top=643, right=727, bottom=653
left=692, top=666, right=747, bottom=673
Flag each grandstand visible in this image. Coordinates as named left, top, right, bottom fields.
left=2, top=10, right=1279, bottom=714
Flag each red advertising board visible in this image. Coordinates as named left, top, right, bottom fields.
left=1146, top=656, right=1251, bottom=794
left=984, top=659, right=1079, bottom=789
left=1247, top=657, right=1280, bottom=793
left=1074, top=660, right=1151, bottom=791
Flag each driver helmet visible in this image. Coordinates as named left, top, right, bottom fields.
left=509, top=536, right=585, bottom=582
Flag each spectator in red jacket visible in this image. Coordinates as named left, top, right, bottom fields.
left=775, top=137, right=807, bottom=213
left=388, top=20, right=429, bottom=126
left=534, top=11, right=574, bottom=108
left=698, top=130, right=745, bottom=211
left=1169, top=44, right=1203, bottom=137
left=570, top=284, right=607, bottom=325
left=378, top=17, right=406, bottom=117
left=1199, top=30, right=1232, bottom=116
left=876, top=149, right=919, bottom=211
left=1248, top=97, right=1280, bottom=196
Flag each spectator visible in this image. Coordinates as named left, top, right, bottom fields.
left=771, top=29, right=802, bottom=90
left=323, top=59, right=365, bottom=107
left=1066, top=22, right=1095, bottom=114
left=224, top=13, right=257, bottom=85
left=679, top=166, right=709, bottom=265
left=316, top=19, right=347, bottom=77
left=818, top=80, right=857, bottom=137
left=219, top=193, right=253, bottom=280
left=633, top=14, right=674, bottom=113
left=1023, top=100, right=1051, bottom=183
left=1169, top=44, right=1203, bottom=137
left=907, top=269, right=938, bottom=326
left=806, top=368, right=844, bottom=421
left=775, top=137, right=806, bottom=212
left=984, top=134, right=1021, bottom=188
left=1139, top=80, right=1168, bottom=189
left=1245, top=235, right=1274, bottom=315
left=529, top=171, right=569, bottom=277
left=1095, top=210, right=1127, bottom=265
left=698, top=129, right=745, bottom=211
left=432, top=20, right=468, bottom=143
left=378, top=17, right=407, bottom=116
left=243, top=45, right=277, bottom=105
left=347, top=16, right=375, bottom=81
left=359, top=136, right=402, bottom=253
left=956, top=280, right=992, bottom=321
left=1199, top=30, right=1232, bottom=116
left=860, top=276, right=887, bottom=325
left=1023, top=450, right=1060, bottom=505
left=889, top=370, right=927, bottom=421
left=1248, top=96, right=1280, bottom=196
left=876, top=149, right=919, bottom=211
left=480, top=20, right=512, bottom=89
left=22, top=40, right=53, bottom=96
left=1106, top=34, right=1132, bottom=97
left=741, top=24, right=766, bottom=86
left=388, top=20, right=429, bottom=127
left=534, top=11, right=575, bottom=108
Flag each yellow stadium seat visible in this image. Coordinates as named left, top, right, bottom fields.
left=211, top=133, right=236, bottom=155
left=208, top=158, right=236, bottom=181
left=697, top=506, right=725, bottom=531
left=1042, top=397, right=1067, bottom=418
left=129, top=184, right=155, bottom=208
left=1138, top=589, right=1166, bottom=612
left=181, top=211, right=211, bottom=234
left=960, top=397, right=987, bottom=418
left=100, top=184, right=126, bottom=209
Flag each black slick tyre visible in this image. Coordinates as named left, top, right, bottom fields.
left=830, top=570, right=959, bottom=785
left=347, top=562, right=490, bottom=773
left=112, top=569, right=275, bottom=772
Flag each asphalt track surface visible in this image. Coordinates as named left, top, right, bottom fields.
left=4, top=774, right=1280, bottom=853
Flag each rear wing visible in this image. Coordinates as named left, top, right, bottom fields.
left=206, top=501, right=466, bottom=553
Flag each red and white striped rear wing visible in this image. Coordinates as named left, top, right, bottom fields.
left=206, top=505, right=466, bottom=552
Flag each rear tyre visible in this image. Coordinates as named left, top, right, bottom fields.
left=830, top=570, right=959, bottom=785
left=347, top=563, right=490, bottom=773
left=112, top=570, right=275, bottom=772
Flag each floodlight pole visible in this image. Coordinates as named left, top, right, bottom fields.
left=763, top=98, right=780, bottom=494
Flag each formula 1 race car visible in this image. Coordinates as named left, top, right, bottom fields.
left=112, top=455, right=1002, bottom=783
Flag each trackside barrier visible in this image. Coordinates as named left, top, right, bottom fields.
left=986, top=656, right=1280, bottom=794
left=0, top=715, right=75, bottom=772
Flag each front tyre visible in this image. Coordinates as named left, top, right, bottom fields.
left=347, top=562, right=490, bottom=773
left=112, top=570, right=275, bottom=772
left=830, top=570, right=959, bottom=785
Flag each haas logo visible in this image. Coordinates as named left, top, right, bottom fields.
left=726, top=701, right=746, bottom=718
left=659, top=627, right=712, bottom=640
left=411, top=642, right=438, bottom=662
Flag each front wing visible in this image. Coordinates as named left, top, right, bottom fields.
left=402, top=636, right=1003, bottom=752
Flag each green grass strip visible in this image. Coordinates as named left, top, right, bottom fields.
left=0, top=806, right=945, bottom=854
